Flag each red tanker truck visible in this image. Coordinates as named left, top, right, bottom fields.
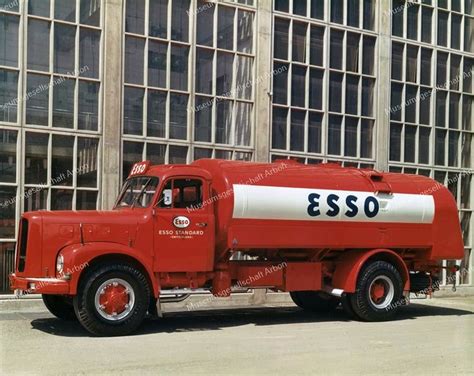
left=10, top=159, right=464, bottom=336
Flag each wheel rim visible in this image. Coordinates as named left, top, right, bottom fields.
left=368, top=275, right=395, bottom=309
left=94, top=278, right=135, bottom=321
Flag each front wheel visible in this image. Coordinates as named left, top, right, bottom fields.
left=73, top=264, right=150, bottom=336
left=349, top=260, right=404, bottom=321
left=42, top=295, right=77, bottom=320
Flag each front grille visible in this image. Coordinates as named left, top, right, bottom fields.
left=18, top=218, right=28, bottom=272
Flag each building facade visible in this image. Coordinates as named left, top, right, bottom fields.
left=0, top=0, right=473, bottom=293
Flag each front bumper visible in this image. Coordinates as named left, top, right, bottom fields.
left=9, top=274, right=70, bottom=295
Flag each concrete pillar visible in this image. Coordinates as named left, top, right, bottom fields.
left=375, top=0, right=392, bottom=172
left=101, top=0, right=123, bottom=209
left=254, top=0, right=273, bottom=163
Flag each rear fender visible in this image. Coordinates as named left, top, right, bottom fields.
left=59, top=242, right=159, bottom=297
left=332, top=249, right=410, bottom=293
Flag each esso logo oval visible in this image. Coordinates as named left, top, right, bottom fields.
left=173, top=216, right=190, bottom=228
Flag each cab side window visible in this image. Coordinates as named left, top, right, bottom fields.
left=159, top=179, right=203, bottom=210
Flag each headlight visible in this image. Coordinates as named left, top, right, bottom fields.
left=56, top=253, right=64, bottom=274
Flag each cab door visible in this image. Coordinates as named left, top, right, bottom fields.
left=153, top=177, right=215, bottom=272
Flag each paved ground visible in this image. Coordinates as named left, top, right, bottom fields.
left=0, top=297, right=473, bottom=375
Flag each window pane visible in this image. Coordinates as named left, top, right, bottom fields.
left=217, top=6, right=235, bottom=50
left=436, top=91, right=447, bottom=126
left=328, top=115, right=342, bottom=155
left=421, top=7, right=432, bottom=43
left=196, top=1, right=214, bottom=46
left=26, top=74, right=49, bottom=126
left=79, top=28, right=100, bottom=79
left=348, top=0, right=360, bottom=27
left=330, top=30, right=344, bottom=70
left=147, top=90, right=166, bottom=138
left=235, top=102, right=252, bottom=146
left=308, top=112, right=322, bottom=153
left=80, top=0, right=101, bottom=26
left=407, top=5, right=419, bottom=40
left=362, top=77, right=375, bottom=117
left=331, top=0, right=343, bottom=23
left=275, top=0, right=289, bottom=12
left=125, top=36, right=144, bottom=85
left=55, top=0, right=76, bottom=22
left=405, top=85, right=418, bottom=123
left=0, top=69, right=18, bottom=123
left=171, top=0, right=190, bottom=42
left=438, top=11, right=448, bottom=47
left=123, top=141, right=144, bottom=180
left=329, top=72, right=343, bottom=112
left=363, top=36, right=375, bottom=76
left=28, top=0, right=50, bottom=17
left=466, top=17, right=474, bottom=53
left=194, top=148, right=212, bottom=160
left=292, top=22, right=307, bottom=63
left=0, top=0, right=19, bottom=11
left=310, top=26, right=324, bottom=66
left=147, top=143, right=166, bottom=165
left=406, top=45, right=418, bottom=83
left=390, top=83, right=403, bottom=121
left=25, top=132, right=48, bottom=185
left=24, top=187, right=47, bottom=212
left=196, top=48, right=213, bottom=94
left=76, top=190, right=98, bottom=210
left=450, top=55, right=461, bottom=91
left=237, top=10, right=253, bottom=53
left=274, top=18, right=289, bottom=60
left=361, top=119, right=374, bottom=158
left=273, top=62, right=288, bottom=105
left=419, top=127, right=430, bottom=164
left=52, top=135, right=74, bottom=186
left=363, top=0, right=375, bottom=30
left=169, top=145, right=188, bottom=164
left=345, top=75, right=359, bottom=115
left=435, top=129, right=446, bottom=165
left=391, top=42, right=404, bottom=81
left=463, top=95, right=473, bottom=130
left=195, top=96, right=213, bottom=142
left=236, top=55, right=253, bottom=100
left=272, top=107, right=287, bottom=149
left=449, top=92, right=460, bottom=128
left=170, top=45, right=189, bottom=91
left=420, top=48, right=432, bottom=86
left=344, top=117, right=358, bottom=157
left=150, top=0, right=168, bottom=39
left=451, top=14, right=462, bottom=50
left=216, top=99, right=232, bottom=144
left=392, top=0, right=404, bottom=37
left=54, top=24, right=76, bottom=74
left=0, top=129, right=17, bottom=183
left=437, top=51, right=448, bottom=87
left=169, top=93, right=188, bottom=140
left=346, top=33, right=360, bottom=73
left=419, top=87, right=432, bottom=125
left=77, top=138, right=99, bottom=187
left=309, top=69, right=323, bottom=110
left=291, top=65, right=306, bottom=108
left=290, top=110, right=305, bottom=151
left=78, top=81, right=99, bottom=131
left=390, top=123, right=402, bottom=161
left=462, top=133, right=472, bottom=168
left=148, top=40, right=167, bottom=88
left=123, top=87, right=144, bottom=135
left=28, top=19, right=50, bottom=72
left=293, top=0, right=306, bottom=15
left=0, top=187, right=16, bottom=238
left=463, top=59, right=473, bottom=93
left=0, top=14, right=19, bottom=67
left=53, top=78, right=75, bottom=128
left=126, top=0, right=145, bottom=34
left=449, top=131, right=459, bottom=166
left=310, top=0, right=324, bottom=19
left=404, top=125, right=416, bottom=163
left=216, top=52, right=233, bottom=96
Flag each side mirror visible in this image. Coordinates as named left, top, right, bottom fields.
left=163, top=189, right=172, bottom=206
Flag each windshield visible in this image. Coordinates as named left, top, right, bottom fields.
left=115, top=177, right=159, bottom=209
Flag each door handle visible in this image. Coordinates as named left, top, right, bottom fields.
left=196, top=222, right=207, bottom=228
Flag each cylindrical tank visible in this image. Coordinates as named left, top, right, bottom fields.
left=193, top=159, right=464, bottom=263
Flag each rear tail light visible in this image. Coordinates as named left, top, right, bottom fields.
left=17, top=218, right=29, bottom=272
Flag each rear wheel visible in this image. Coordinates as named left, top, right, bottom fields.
left=73, top=263, right=150, bottom=336
left=42, top=295, right=77, bottom=320
left=290, top=291, right=339, bottom=312
left=349, top=260, right=403, bottom=321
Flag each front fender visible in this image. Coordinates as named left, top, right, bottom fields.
left=332, top=249, right=410, bottom=293
left=59, top=242, right=159, bottom=297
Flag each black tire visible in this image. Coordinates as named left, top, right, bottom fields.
left=341, top=293, right=357, bottom=320
left=349, top=260, right=403, bottom=321
left=73, top=263, right=150, bottom=336
left=42, top=294, right=77, bottom=320
left=290, top=291, right=339, bottom=312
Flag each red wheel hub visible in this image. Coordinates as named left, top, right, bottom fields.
left=99, top=283, right=130, bottom=315
left=370, top=281, right=386, bottom=303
